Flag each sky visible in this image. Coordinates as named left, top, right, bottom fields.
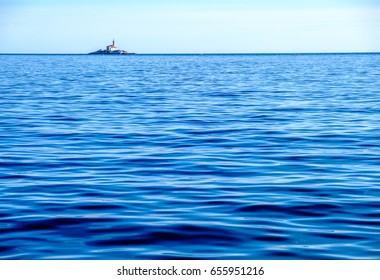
left=0, top=0, right=379, bottom=53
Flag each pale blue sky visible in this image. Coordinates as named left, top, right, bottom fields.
left=1, top=0, right=379, bottom=53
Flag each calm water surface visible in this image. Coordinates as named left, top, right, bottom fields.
left=1, top=54, right=380, bottom=259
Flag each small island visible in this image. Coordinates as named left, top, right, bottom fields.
left=88, top=40, right=136, bottom=55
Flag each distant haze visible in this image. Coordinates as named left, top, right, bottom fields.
left=1, top=0, right=379, bottom=53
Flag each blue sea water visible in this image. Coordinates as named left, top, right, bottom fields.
left=0, top=53, right=380, bottom=260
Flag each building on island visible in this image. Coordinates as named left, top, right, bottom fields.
left=106, top=40, right=117, bottom=52
left=89, top=39, right=135, bottom=55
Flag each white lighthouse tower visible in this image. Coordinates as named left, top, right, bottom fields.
left=106, top=39, right=117, bottom=52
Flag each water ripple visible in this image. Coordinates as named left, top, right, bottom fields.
left=1, top=54, right=380, bottom=259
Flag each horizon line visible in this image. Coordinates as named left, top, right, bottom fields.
left=1, top=51, right=380, bottom=55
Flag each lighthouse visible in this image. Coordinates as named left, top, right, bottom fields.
left=106, top=39, right=117, bottom=52
left=88, top=39, right=136, bottom=54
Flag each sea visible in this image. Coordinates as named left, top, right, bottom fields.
left=1, top=53, right=380, bottom=260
